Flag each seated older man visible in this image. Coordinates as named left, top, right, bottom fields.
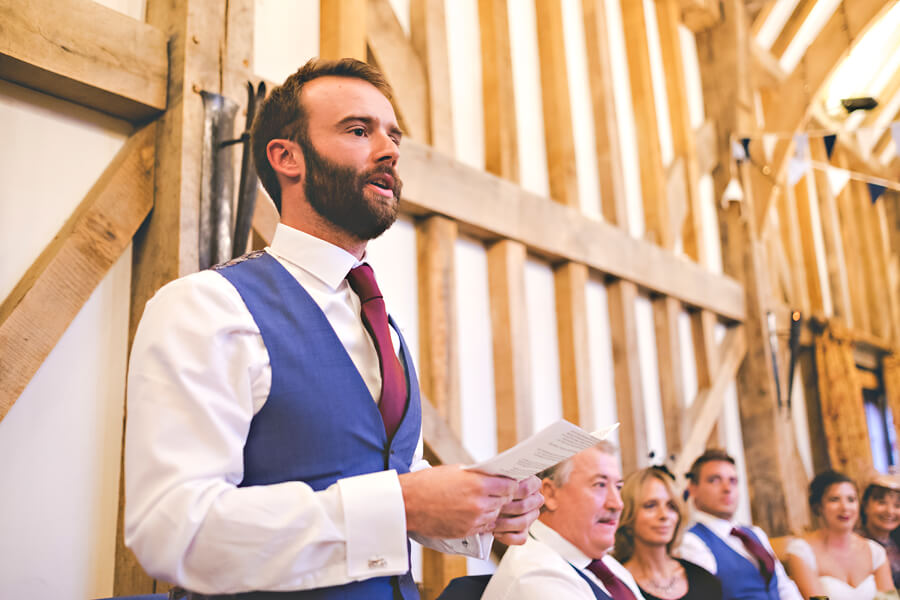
left=482, top=441, right=644, bottom=600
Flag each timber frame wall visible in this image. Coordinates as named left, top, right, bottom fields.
left=1, top=0, right=899, bottom=598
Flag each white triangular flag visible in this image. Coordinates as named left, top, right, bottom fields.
left=787, top=156, right=809, bottom=186
left=731, top=139, right=748, bottom=161
left=722, top=177, right=744, bottom=207
left=794, top=133, right=809, bottom=159
left=826, top=166, right=850, bottom=196
left=762, top=134, right=778, bottom=163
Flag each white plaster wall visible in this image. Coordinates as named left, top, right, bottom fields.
left=561, top=0, right=602, bottom=220
left=644, top=0, right=674, bottom=167
left=585, top=278, right=619, bottom=437
left=523, top=259, right=563, bottom=435
left=445, top=0, right=485, bottom=170
left=254, top=0, right=319, bottom=84
left=508, top=0, right=550, bottom=197
left=635, top=295, right=667, bottom=463
left=0, top=78, right=133, bottom=599
left=604, top=0, right=646, bottom=238
left=455, top=235, right=499, bottom=575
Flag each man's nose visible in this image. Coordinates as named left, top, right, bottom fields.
left=606, top=486, right=624, bottom=511
left=373, top=130, right=399, bottom=166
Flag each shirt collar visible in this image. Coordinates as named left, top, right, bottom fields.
left=268, top=223, right=361, bottom=290
left=530, top=519, right=599, bottom=569
left=691, top=508, right=739, bottom=538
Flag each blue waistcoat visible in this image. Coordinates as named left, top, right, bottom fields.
left=689, top=523, right=780, bottom=600
left=215, top=252, right=422, bottom=600
left=570, top=564, right=613, bottom=600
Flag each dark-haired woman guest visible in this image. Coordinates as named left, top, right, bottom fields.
left=860, top=474, right=900, bottom=589
left=614, top=467, right=722, bottom=600
left=784, top=469, right=894, bottom=600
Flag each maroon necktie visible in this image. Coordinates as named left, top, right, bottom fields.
left=731, top=526, right=775, bottom=583
left=587, top=559, right=637, bottom=600
left=346, top=264, right=407, bottom=439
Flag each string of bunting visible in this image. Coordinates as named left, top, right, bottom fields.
left=728, top=121, right=900, bottom=204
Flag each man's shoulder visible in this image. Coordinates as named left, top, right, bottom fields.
left=496, top=535, right=565, bottom=573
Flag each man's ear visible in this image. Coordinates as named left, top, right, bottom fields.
left=266, top=139, right=304, bottom=180
left=541, top=478, right=559, bottom=512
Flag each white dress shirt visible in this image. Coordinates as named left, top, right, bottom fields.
left=482, top=520, right=645, bottom=600
left=125, top=223, right=489, bottom=595
left=677, top=510, right=803, bottom=600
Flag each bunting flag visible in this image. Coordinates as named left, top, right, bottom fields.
left=762, top=134, right=778, bottom=163
left=824, top=134, right=837, bottom=160
left=794, top=133, right=809, bottom=159
left=868, top=182, right=886, bottom=204
left=787, top=157, right=809, bottom=185
left=723, top=177, right=744, bottom=205
left=892, top=122, right=900, bottom=153
left=741, top=138, right=752, bottom=160
left=826, top=166, right=851, bottom=196
left=731, top=139, right=748, bottom=162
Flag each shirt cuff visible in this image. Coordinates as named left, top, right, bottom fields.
left=338, top=470, right=409, bottom=579
left=411, top=532, right=493, bottom=559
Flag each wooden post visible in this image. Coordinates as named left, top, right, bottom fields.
left=619, top=0, right=671, bottom=249
left=554, top=262, right=593, bottom=427
left=488, top=240, right=533, bottom=449
left=416, top=216, right=467, bottom=599
left=320, top=0, right=367, bottom=60
left=479, top=0, right=518, bottom=181
left=696, top=0, right=809, bottom=535
left=411, top=0, right=455, bottom=154
left=115, top=0, right=249, bottom=593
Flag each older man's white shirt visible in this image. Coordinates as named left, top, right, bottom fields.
left=482, top=520, right=645, bottom=600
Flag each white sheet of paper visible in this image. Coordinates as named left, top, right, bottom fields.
left=465, top=420, right=619, bottom=480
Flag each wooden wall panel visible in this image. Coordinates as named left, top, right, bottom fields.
left=479, top=0, right=518, bottom=181
left=320, top=0, right=367, bottom=60
left=411, top=0, right=455, bottom=154
left=554, top=262, right=593, bottom=427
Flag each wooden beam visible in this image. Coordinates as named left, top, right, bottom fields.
left=620, top=0, right=672, bottom=249
left=535, top=0, right=578, bottom=208
left=421, top=397, right=474, bottom=466
left=810, top=138, right=853, bottom=326
left=675, top=326, right=747, bottom=477
left=366, top=0, right=428, bottom=141
left=690, top=309, right=727, bottom=447
left=0, top=123, right=156, bottom=419
left=694, top=120, right=719, bottom=175
left=607, top=280, right=646, bottom=474
left=410, top=0, right=455, bottom=154
left=320, top=0, right=367, bottom=60
left=416, top=216, right=462, bottom=440
left=488, top=240, right=532, bottom=449
left=583, top=0, right=628, bottom=225
left=849, top=176, right=892, bottom=340
left=117, top=0, right=236, bottom=593
left=791, top=171, right=829, bottom=316
left=874, top=200, right=900, bottom=345
left=0, top=0, right=167, bottom=121
left=399, top=140, right=746, bottom=321
left=252, top=190, right=279, bottom=245
left=750, top=0, right=780, bottom=37
left=654, top=296, right=687, bottom=455
left=781, top=182, right=812, bottom=313
left=658, top=0, right=705, bottom=264
left=416, top=216, right=466, bottom=600
left=769, top=0, right=816, bottom=60
left=479, top=0, right=518, bottom=181
left=679, top=0, right=721, bottom=32
left=554, top=262, right=593, bottom=427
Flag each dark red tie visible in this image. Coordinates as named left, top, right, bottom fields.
left=346, top=264, right=407, bottom=439
left=587, top=559, right=637, bottom=600
left=731, top=527, right=775, bottom=583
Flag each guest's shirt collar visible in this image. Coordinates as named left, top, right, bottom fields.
left=268, top=223, right=362, bottom=290
left=692, top=508, right=739, bottom=537
left=530, top=519, right=599, bottom=569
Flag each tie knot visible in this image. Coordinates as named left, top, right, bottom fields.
left=346, top=264, right=383, bottom=304
left=587, top=559, right=614, bottom=583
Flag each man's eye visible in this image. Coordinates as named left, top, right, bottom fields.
left=351, top=128, right=366, bottom=136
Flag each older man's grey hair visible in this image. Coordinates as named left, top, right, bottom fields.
left=538, top=440, right=618, bottom=487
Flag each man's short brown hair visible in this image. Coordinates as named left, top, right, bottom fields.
left=250, top=57, right=394, bottom=212
left=686, top=448, right=736, bottom=483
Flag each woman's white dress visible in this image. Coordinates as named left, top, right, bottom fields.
left=785, top=537, right=887, bottom=600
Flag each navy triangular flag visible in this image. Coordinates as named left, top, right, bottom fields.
left=741, top=138, right=752, bottom=160
left=824, top=134, right=837, bottom=160
left=868, top=183, right=886, bottom=204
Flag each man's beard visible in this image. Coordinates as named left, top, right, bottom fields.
left=299, top=137, right=402, bottom=241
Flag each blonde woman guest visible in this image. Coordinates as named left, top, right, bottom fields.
left=860, top=474, right=900, bottom=589
left=785, top=470, right=894, bottom=600
left=614, top=467, right=722, bottom=600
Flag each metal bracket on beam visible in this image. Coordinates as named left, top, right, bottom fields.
left=199, top=91, right=239, bottom=270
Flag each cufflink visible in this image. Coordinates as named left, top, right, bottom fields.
left=368, top=557, right=387, bottom=569
left=462, top=540, right=469, bottom=547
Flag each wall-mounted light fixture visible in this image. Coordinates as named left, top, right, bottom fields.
left=841, top=97, right=879, bottom=113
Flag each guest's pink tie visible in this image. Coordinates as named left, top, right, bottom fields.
left=587, top=559, right=637, bottom=600
left=731, top=527, right=775, bottom=583
left=346, top=264, right=407, bottom=439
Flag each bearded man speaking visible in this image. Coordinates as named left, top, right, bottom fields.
left=124, top=58, right=543, bottom=600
